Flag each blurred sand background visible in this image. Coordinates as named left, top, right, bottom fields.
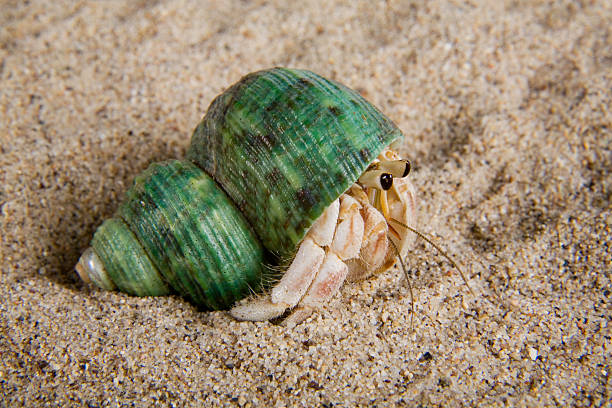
left=1, top=1, right=610, bottom=406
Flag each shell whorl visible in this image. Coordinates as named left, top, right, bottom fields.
left=187, top=68, right=403, bottom=259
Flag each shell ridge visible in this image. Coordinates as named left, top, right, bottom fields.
left=118, top=163, right=177, bottom=279
left=148, top=162, right=221, bottom=308
left=179, top=162, right=253, bottom=308
left=196, top=191, right=249, bottom=305
left=208, top=207, right=258, bottom=299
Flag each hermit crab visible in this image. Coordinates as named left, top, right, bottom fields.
left=76, top=67, right=418, bottom=325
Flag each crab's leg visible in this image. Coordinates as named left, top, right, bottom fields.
left=386, top=176, right=418, bottom=256
left=228, top=236, right=326, bottom=321
left=229, top=199, right=340, bottom=321
left=346, top=201, right=389, bottom=281
left=281, top=195, right=364, bottom=327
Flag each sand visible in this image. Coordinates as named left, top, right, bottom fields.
left=1, top=1, right=610, bottom=406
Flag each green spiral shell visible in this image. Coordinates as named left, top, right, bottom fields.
left=80, top=68, right=404, bottom=310
left=187, top=67, right=402, bottom=259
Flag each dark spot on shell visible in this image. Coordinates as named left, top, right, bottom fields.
left=296, top=77, right=314, bottom=88
left=292, top=156, right=310, bottom=174
left=256, top=131, right=279, bottom=149
left=286, top=96, right=298, bottom=112
left=157, top=222, right=185, bottom=260
left=327, top=105, right=342, bottom=117
left=243, top=130, right=279, bottom=157
left=296, top=187, right=317, bottom=211
left=359, top=148, right=371, bottom=162
left=265, top=98, right=281, bottom=113
left=237, top=199, right=248, bottom=213
left=296, top=218, right=311, bottom=234
left=335, top=171, right=347, bottom=186
left=267, top=167, right=284, bottom=187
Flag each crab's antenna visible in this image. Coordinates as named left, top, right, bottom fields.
left=388, top=238, right=414, bottom=329
left=389, top=218, right=475, bottom=296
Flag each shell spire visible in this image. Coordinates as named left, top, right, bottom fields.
left=76, top=160, right=265, bottom=310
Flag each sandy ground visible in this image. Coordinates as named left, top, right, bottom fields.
left=1, top=1, right=610, bottom=406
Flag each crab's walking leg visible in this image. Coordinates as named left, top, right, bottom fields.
left=230, top=199, right=341, bottom=321
left=228, top=237, right=325, bottom=321
left=230, top=194, right=366, bottom=324
left=346, top=200, right=389, bottom=281
left=281, top=195, right=364, bottom=327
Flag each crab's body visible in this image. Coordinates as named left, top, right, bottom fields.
left=230, top=148, right=417, bottom=325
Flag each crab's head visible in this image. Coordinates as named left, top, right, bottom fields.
left=346, top=148, right=418, bottom=279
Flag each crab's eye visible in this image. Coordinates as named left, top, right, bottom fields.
left=380, top=173, right=393, bottom=190
left=380, top=159, right=410, bottom=178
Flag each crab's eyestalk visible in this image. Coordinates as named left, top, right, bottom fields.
left=358, top=168, right=394, bottom=220
left=358, top=169, right=394, bottom=191
left=380, top=159, right=410, bottom=179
